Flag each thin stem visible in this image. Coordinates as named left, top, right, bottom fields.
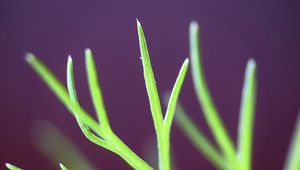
left=137, top=20, right=188, bottom=170
left=107, top=132, right=153, bottom=170
left=137, top=19, right=168, bottom=170
left=160, top=58, right=189, bottom=170
left=26, top=53, right=153, bottom=170
left=157, top=132, right=171, bottom=170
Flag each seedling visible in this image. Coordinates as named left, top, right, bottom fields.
left=6, top=20, right=300, bottom=170
left=8, top=20, right=188, bottom=170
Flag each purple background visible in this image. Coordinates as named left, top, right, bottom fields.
left=1, top=0, right=300, bottom=169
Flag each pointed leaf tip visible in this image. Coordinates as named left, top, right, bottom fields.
left=85, top=48, right=92, bottom=56
left=25, top=53, right=35, bottom=63
left=184, top=58, right=189, bottom=65
left=247, top=59, right=256, bottom=69
left=136, top=19, right=141, bottom=26
left=190, top=21, right=199, bottom=32
left=5, top=163, right=21, bottom=170
left=68, top=55, right=73, bottom=63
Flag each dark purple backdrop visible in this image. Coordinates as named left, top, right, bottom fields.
left=1, top=0, right=299, bottom=169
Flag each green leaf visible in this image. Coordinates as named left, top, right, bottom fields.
left=27, top=53, right=153, bottom=170
left=189, top=21, right=236, bottom=165
left=67, top=56, right=113, bottom=151
left=137, top=19, right=173, bottom=170
left=284, top=112, right=300, bottom=170
left=85, top=49, right=111, bottom=131
left=137, top=19, right=164, bottom=133
left=164, top=58, right=189, bottom=132
left=237, top=59, right=257, bottom=170
left=25, top=54, right=104, bottom=136
left=5, top=163, right=22, bottom=170
left=59, top=163, right=68, bottom=170
left=68, top=55, right=153, bottom=170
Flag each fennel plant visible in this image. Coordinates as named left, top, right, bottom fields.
left=5, top=20, right=300, bottom=170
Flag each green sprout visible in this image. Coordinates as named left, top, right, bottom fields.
left=5, top=20, right=300, bottom=170
left=137, top=20, right=189, bottom=170
left=20, top=20, right=188, bottom=170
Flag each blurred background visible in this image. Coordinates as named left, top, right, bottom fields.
left=0, top=0, right=299, bottom=169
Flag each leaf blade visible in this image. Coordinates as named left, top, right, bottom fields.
left=189, top=21, right=236, bottom=164
left=85, top=49, right=111, bottom=131
left=237, top=59, right=257, bottom=170
left=67, top=56, right=113, bottom=151
left=164, top=58, right=189, bottom=131
left=25, top=54, right=104, bottom=136
left=137, top=20, right=163, bottom=132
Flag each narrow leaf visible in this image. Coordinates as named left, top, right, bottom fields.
left=237, top=59, right=257, bottom=170
left=164, top=58, right=189, bottom=132
left=85, top=49, right=111, bottom=130
left=67, top=56, right=113, bottom=151
left=5, top=163, right=22, bottom=170
left=68, top=56, right=152, bottom=170
left=189, top=21, right=236, bottom=164
left=137, top=20, right=163, bottom=131
left=27, top=53, right=153, bottom=170
left=25, top=54, right=104, bottom=136
left=68, top=55, right=153, bottom=170
left=284, top=111, right=300, bottom=170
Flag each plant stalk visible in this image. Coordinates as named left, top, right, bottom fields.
left=157, top=130, right=171, bottom=170
left=107, top=132, right=153, bottom=170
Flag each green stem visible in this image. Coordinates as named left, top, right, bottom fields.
left=157, top=130, right=171, bottom=170
left=107, top=133, right=153, bottom=170
left=136, top=20, right=171, bottom=170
